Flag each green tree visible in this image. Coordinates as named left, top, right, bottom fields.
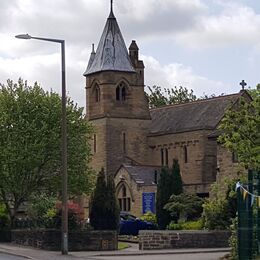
left=164, top=194, right=203, bottom=221
left=218, top=86, right=260, bottom=170
left=156, top=160, right=183, bottom=229
left=147, top=86, right=197, bottom=108
left=202, top=179, right=238, bottom=230
left=156, top=167, right=171, bottom=229
left=105, top=175, right=120, bottom=230
left=90, top=169, right=119, bottom=230
left=27, top=193, right=56, bottom=219
left=0, top=79, right=95, bottom=225
left=89, top=169, right=107, bottom=230
left=171, top=159, right=183, bottom=195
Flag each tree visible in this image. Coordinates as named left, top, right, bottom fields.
left=90, top=168, right=119, bottom=230
left=0, top=79, right=95, bottom=225
left=147, top=86, right=197, bottom=108
left=218, top=86, right=260, bottom=170
left=164, top=194, right=203, bottom=221
left=156, top=167, right=172, bottom=229
left=202, top=179, right=237, bottom=230
left=156, top=159, right=183, bottom=229
left=105, top=175, right=120, bottom=230
left=171, top=159, right=183, bottom=195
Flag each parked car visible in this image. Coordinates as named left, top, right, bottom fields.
left=119, top=212, right=157, bottom=236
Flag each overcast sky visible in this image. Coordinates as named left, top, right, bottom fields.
left=0, top=0, right=259, bottom=108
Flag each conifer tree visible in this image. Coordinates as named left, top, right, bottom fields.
left=156, top=159, right=183, bottom=229
left=171, top=159, right=183, bottom=195
left=156, top=167, right=172, bottom=229
left=105, top=175, right=120, bottom=230
left=89, top=168, right=107, bottom=230
left=89, top=168, right=119, bottom=230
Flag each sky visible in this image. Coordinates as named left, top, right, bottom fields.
left=0, top=0, right=259, bottom=108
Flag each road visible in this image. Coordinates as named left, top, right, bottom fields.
left=0, top=253, right=28, bottom=259
left=90, top=252, right=227, bottom=260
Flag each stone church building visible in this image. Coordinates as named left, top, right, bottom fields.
left=83, top=5, right=249, bottom=217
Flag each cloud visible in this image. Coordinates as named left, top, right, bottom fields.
left=0, top=0, right=259, bottom=110
left=116, top=0, right=207, bottom=40
left=142, top=54, right=231, bottom=96
left=176, top=1, right=260, bottom=49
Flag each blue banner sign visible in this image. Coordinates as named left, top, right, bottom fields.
left=142, top=192, right=155, bottom=214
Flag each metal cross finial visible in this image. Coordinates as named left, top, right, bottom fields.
left=111, top=0, right=113, bottom=13
left=240, top=80, right=247, bottom=90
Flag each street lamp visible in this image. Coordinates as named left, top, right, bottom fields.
left=15, top=34, right=68, bottom=255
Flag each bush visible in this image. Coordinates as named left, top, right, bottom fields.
left=27, top=193, right=56, bottom=219
left=54, top=201, right=84, bottom=230
left=229, top=217, right=238, bottom=260
left=167, top=219, right=203, bottom=230
left=181, top=220, right=203, bottom=230
left=140, top=212, right=157, bottom=225
left=164, top=193, right=204, bottom=222
left=202, top=179, right=237, bottom=230
left=0, top=203, right=10, bottom=230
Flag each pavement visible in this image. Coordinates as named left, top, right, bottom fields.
left=0, top=243, right=231, bottom=260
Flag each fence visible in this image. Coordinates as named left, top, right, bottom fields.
left=237, top=169, right=260, bottom=260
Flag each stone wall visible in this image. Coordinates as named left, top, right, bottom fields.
left=139, top=230, right=230, bottom=250
left=11, top=229, right=117, bottom=251
left=148, top=130, right=216, bottom=194
left=217, top=144, right=245, bottom=182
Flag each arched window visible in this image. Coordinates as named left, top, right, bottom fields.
left=94, top=85, right=100, bottom=102
left=116, top=86, right=120, bottom=101
left=118, top=184, right=131, bottom=212
left=116, top=82, right=127, bottom=101
left=161, top=148, right=164, bottom=166
left=165, top=148, right=169, bottom=166
left=121, top=86, right=126, bottom=101
left=122, top=132, right=126, bottom=153
left=184, top=146, right=188, bottom=163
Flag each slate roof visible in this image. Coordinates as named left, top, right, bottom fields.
left=149, top=93, right=242, bottom=136
left=84, top=8, right=135, bottom=76
left=122, top=164, right=161, bottom=186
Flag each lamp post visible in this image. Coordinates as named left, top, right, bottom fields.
left=15, top=34, right=68, bottom=255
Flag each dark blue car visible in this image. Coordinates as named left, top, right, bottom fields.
left=119, top=212, right=157, bottom=236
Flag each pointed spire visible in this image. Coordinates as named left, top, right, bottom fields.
left=83, top=1, right=135, bottom=76
left=86, top=43, right=96, bottom=70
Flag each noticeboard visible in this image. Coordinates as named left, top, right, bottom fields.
left=142, top=192, right=155, bottom=214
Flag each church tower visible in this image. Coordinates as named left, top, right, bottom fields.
left=84, top=3, right=151, bottom=176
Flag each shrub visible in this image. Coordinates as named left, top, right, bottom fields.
left=140, top=212, right=157, bottom=225
left=202, top=179, right=237, bottom=230
left=167, top=221, right=183, bottom=230
left=27, top=193, right=56, bottom=219
left=0, top=203, right=10, bottom=230
left=181, top=220, right=203, bottom=230
left=164, top=193, right=204, bottom=221
left=54, top=201, right=84, bottom=230
left=167, top=219, right=203, bottom=230
left=229, top=217, right=238, bottom=260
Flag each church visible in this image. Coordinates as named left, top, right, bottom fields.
left=83, top=3, right=249, bottom=217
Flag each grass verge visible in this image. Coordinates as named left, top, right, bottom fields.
left=118, top=242, right=129, bottom=250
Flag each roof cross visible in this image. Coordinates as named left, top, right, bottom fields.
left=240, top=80, right=247, bottom=90
left=111, top=0, right=113, bottom=13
